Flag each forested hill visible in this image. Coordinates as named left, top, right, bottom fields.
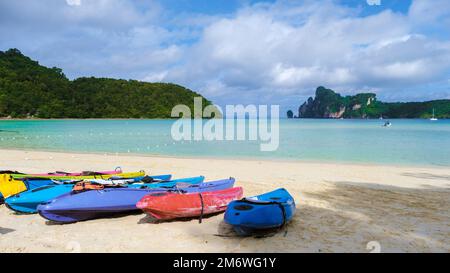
left=0, top=48, right=216, bottom=118
left=292, top=86, right=450, bottom=119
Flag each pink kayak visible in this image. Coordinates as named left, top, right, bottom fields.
left=29, top=167, right=122, bottom=177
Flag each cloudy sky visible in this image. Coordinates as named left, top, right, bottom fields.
left=1, top=0, right=449, bottom=112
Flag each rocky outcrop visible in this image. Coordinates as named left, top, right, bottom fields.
left=328, top=106, right=346, bottom=119
left=296, top=87, right=377, bottom=119
left=293, top=86, right=450, bottom=119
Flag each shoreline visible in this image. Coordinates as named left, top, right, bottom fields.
left=1, top=117, right=449, bottom=120
left=1, top=148, right=449, bottom=170
left=1, top=149, right=449, bottom=252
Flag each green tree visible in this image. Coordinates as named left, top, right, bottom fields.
left=0, top=49, right=219, bottom=119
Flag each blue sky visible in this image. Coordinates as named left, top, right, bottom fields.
left=0, top=0, right=449, bottom=113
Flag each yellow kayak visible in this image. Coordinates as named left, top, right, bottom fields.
left=0, top=174, right=27, bottom=200
left=0, top=171, right=145, bottom=199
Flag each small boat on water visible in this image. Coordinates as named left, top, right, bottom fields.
left=382, top=121, right=392, bottom=127
left=38, top=177, right=233, bottom=223
left=224, top=188, right=296, bottom=236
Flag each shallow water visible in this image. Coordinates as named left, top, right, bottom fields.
left=0, top=119, right=449, bottom=166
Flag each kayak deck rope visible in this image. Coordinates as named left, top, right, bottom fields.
left=276, top=203, right=287, bottom=229
left=238, top=198, right=288, bottom=230
left=199, top=193, right=204, bottom=224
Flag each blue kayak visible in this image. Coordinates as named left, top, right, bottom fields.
left=5, top=184, right=74, bottom=214
left=5, top=175, right=200, bottom=214
left=21, top=178, right=63, bottom=191
left=224, top=188, right=296, bottom=236
left=37, top=177, right=235, bottom=223
left=127, top=175, right=200, bottom=189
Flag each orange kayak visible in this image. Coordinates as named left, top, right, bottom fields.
left=137, top=187, right=243, bottom=220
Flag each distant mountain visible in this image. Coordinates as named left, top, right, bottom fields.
left=0, top=48, right=217, bottom=118
left=289, top=86, right=450, bottom=119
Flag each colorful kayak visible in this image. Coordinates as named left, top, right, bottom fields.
left=21, top=178, right=66, bottom=189
left=1, top=170, right=145, bottom=198
left=6, top=184, right=74, bottom=213
left=0, top=174, right=28, bottom=199
left=12, top=168, right=123, bottom=178
left=10, top=170, right=141, bottom=181
left=137, top=186, right=243, bottom=221
left=127, top=175, right=204, bottom=189
left=224, top=188, right=296, bottom=236
left=37, top=177, right=233, bottom=223
left=4, top=171, right=146, bottom=213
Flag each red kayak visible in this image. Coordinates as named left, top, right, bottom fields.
left=136, top=187, right=243, bottom=220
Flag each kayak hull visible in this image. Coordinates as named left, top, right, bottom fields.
left=37, top=178, right=234, bottom=223
left=39, top=209, right=136, bottom=223
left=137, top=186, right=243, bottom=220
left=224, top=188, right=296, bottom=236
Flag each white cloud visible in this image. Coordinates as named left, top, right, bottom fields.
left=66, top=0, right=81, bottom=6
left=1, top=0, right=449, bottom=107
left=408, top=0, right=450, bottom=27
left=142, top=71, right=168, bottom=82
left=162, top=0, right=450, bottom=105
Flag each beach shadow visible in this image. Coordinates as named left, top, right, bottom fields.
left=300, top=181, right=450, bottom=252
left=216, top=182, right=450, bottom=252
left=402, top=172, right=450, bottom=181
left=0, top=227, right=15, bottom=235
left=138, top=211, right=224, bottom=225
left=12, top=211, right=35, bottom=216
left=216, top=221, right=238, bottom=237
left=208, top=205, right=340, bottom=252
left=215, top=220, right=288, bottom=239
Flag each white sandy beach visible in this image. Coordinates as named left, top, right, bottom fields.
left=0, top=149, right=449, bottom=253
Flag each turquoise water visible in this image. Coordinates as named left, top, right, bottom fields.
left=0, top=119, right=449, bottom=166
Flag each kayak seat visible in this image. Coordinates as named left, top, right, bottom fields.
left=54, top=171, right=71, bottom=175
left=72, top=182, right=105, bottom=192
left=81, top=171, right=104, bottom=176
left=234, top=204, right=254, bottom=211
